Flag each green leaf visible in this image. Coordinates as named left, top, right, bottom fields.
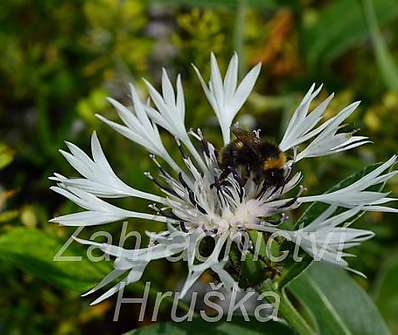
left=276, top=253, right=312, bottom=290
left=373, top=251, right=398, bottom=333
left=303, top=0, right=398, bottom=68
left=288, top=261, right=390, bottom=335
left=126, top=319, right=294, bottom=335
left=0, top=227, right=111, bottom=291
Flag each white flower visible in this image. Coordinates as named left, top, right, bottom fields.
left=194, top=53, right=261, bottom=144
left=51, top=54, right=397, bottom=304
left=279, top=84, right=370, bottom=161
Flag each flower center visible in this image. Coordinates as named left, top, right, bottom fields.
left=223, top=198, right=264, bottom=229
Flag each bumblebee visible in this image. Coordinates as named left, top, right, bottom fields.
left=218, top=127, right=287, bottom=188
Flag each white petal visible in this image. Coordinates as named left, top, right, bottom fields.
left=82, top=269, right=126, bottom=297
left=298, top=157, right=397, bottom=211
left=229, top=62, right=261, bottom=116
left=50, top=186, right=170, bottom=226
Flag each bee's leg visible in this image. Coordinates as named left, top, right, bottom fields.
left=210, top=175, right=222, bottom=191
left=270, top=167, right=292, bottom=198
left=210, top=166, right=232, bottom=190
left=227, top=165, right=242, bottom=184
left=274, top=177, right=287, bottom=197
left=219, top=167, right=233, bottom=181
left=210, top=174, right=222, bottom=191
left=259, top=172, right=278, bottom=197
left=258, top=181, right=269, bottom=198
left=279, top=184, right=286, bottom=197
left=210, top=176, right=226, bottom=195
left=210, top=171, right=237, bottom=201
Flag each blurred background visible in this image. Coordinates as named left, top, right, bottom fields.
left=1, top=0, right=398, bottom=334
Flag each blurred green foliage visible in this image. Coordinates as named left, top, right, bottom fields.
left=1, top=0, right=398, bottom=334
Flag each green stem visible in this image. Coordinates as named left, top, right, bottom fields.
left=259, top=282, right=316, bottom=335
left=233, top=0, right=247, bottom=76
left=361, top=0, right=398, bottom=90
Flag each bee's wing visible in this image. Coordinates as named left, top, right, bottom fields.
left=231, top=127, right=261, bottom=154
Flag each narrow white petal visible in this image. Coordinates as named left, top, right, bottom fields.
left=229, top=62, right=261, bottom=115
left=223, top=53, right=238, bottom=100
left=82, top=269, right=126, bottom=297
left=210, top=52, right=225, bottom=108
left=179, top=270, right=203, bottom=299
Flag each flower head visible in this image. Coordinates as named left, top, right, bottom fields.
left=51, top=53, right=397, bottom=304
